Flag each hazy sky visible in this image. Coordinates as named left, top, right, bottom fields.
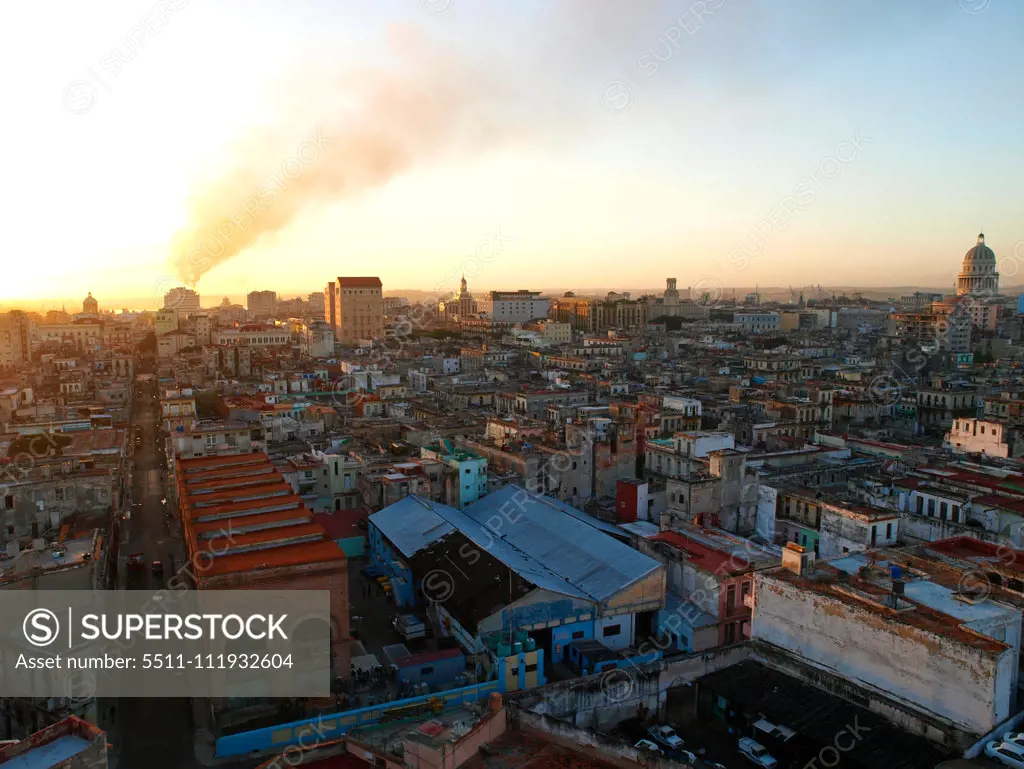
left=3, top=0, right=1023, bottom=307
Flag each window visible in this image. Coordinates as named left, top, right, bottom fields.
left=525, top=663, right=538, bottom=673
left=886, top=523, right=893, bottom=540
left=602, top=624, right=621, bottom=638
left=726, top=585, right=736, bottom=612
left=724, top=623, right=736, bottom=644
left=420, top=666, right=434, bottom=675
left=465, top=468, right=471, bottom=475
left=572, top=630, right=585, bottom=640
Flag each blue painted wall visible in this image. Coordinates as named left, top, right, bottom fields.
left=368, top=522, right=415, bottom=607
left=551, top=620, right=593, bottom=664
left=214, top=680, right=502, bottom=759
left=398, top=652, right=466, bottom=688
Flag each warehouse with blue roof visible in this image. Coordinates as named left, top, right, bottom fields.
left=368, top=485, right=666, bottom=684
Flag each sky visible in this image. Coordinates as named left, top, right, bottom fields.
left=2, top=0, right=1024, bottom=308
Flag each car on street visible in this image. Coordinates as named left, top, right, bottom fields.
left=986, top=739, right=1024, bottom=768
left=668, top=748, right=697, bottom=764
left=1006, top=732, right=1024, bottom=748
left=648, top=724, right=685, bottom=751
left=634, top=739, right=663, bottom=755
left=738, top=737, right=778, bottom=768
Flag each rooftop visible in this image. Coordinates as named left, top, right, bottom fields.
left=177, top=453, right=345, bottom=580
left=651, top=526, right=779, bottom=575
left=765, top=561, right=1011, bottom=654
left=371, top=486, right=661, bottom=604
left=0, top=717, right=104, bottom=769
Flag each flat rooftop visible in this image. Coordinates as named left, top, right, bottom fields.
left=766, top=563, right=1011, bottom=653
left=1, top=736, right=89, bottom=769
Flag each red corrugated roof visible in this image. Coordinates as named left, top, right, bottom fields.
left=650, top=531, right=750, bottom=575
left=925, top=536, right=1024, bottom=573
left=336, top=277, right=382, bottom=287
left=315, top=510, right=367, bottom=540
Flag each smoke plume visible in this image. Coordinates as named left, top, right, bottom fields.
left=171, top=26, right=508, bottom=285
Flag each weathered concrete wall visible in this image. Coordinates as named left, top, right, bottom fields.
left=752, top=574, right=1012, bottom=735
left=513, top=709, right=694, bottom=768
left=900, top=513, right=1022, bottom=548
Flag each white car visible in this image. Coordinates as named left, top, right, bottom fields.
left=648, top=724, right=684, bottom=750
left=672, top=748, right=698, bottom=764
left=738, top=737, right=778, bottom=769
left=986, top=739, right=1024, bottom=768
left=634, top=739, right=663, bottom=755
left=1006, top=732, right=1024, bottom=747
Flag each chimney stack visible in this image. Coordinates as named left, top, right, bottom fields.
left=782, top=542, right=814, bottom=576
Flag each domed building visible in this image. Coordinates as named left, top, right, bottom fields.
left=82, top=292, right=98, bottom=315
left=956, top=233, right=999, bottom=296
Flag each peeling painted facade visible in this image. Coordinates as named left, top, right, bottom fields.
left=752, top=572, right=1016, bottom=735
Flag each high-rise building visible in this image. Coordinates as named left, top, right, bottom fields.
left=246, top=290, right=277, bottom=320
left=957, top=233, right=1000, bottom=296
left=330, top=277, right=383, bottom=343
left=325, top=281, right=337, bottom=333
left=0, top=311, right=30, bottom=369
left=490, top=290, right=549, bottom=324
left=164, top=287, right=201, bottom=312
left=307, top=291, right=326, bottom=319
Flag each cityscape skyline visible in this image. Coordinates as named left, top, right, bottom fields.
left=6, top=3, right=1024, bottom=767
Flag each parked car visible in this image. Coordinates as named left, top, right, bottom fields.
left=738, top=737, right=778, bottom=768
left=634, top=739, right=663, bottom=755
left=668, top=748, right=698, bottom=764
left=392, top=614, right=426, bottom=641
left=648, top=724, right=684, bottom=751
left=986, top=740, right=1024, bottom=768
left=1006, top=732, right=1024, bottom=747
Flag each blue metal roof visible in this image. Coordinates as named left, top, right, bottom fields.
left=369, top=497, right=457, bottom=557
left=369, top=487, right=662, bottom=605
left=460, top=486, right=662, bottom=603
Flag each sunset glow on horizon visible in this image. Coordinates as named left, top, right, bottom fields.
left=3, top=1, right=1024, bottom=305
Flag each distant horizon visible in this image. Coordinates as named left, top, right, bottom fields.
left=5, top=282, right=1022, bottom=315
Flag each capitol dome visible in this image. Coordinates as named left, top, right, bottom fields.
left=956, top=233, right=999, bottom=296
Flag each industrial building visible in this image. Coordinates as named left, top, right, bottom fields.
left=368, top=485, right=665, bottom=686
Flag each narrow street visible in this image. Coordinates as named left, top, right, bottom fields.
left=99, top=360, right=197, bottom=769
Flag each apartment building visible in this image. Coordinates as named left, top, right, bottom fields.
left=490, top=290, right=549, bottom=324
left=247, top=290, right=278, bottom=320
left=0, top=311, right=30, bottom=369
left=327, top=276, right=384, bottom=343
left=946, top=418, right=1024, bottom=458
